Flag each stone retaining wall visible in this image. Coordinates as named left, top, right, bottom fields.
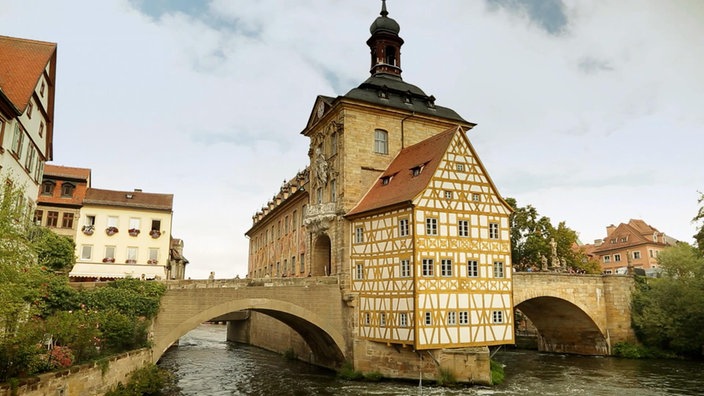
left=0, top=349, right=151, bottom=396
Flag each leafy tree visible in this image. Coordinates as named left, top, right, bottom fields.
left=694, top=192, right=704, bottom=253
left=30, top=226, right=76, bottom=273
left=631, top=243, right=704, bottom=356
left=506, top=197, right=598, bottom=273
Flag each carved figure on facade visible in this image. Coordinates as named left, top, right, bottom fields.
left=315, top=147, right=329, bottom=186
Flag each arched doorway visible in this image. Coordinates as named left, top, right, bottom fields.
left=313, top=234, right=332, bottom=276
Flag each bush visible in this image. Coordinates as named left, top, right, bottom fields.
left=436, top=367, right=456, bottom=386
left=491, top=359, right=505, bottom=385
left=337, top=361, right=363, bottom=380
left=105, top=364, right=178, bottom=396
left=363, top=371, right=383, bottom=381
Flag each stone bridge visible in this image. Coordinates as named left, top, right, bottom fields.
left=151, top=273, right=636, bottom=366
left=513, top=273, right=636, bottom=355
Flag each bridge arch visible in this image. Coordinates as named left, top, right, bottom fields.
left=515, top=296, right=609, bottom=355
left=152, top=297, right=346, bottom=367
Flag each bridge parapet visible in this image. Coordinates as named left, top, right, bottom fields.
left=161, top=276, right=339, bottom=290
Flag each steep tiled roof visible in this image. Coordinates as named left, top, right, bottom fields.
left=592, top=219, right=670, bottom=253
left=0, top=35, right=56, bottom=113
left=346, top=126, right=459, bottom=217
left=83, top=188, right=173, bottom=211
left=43, top=164, right=91, bottom=182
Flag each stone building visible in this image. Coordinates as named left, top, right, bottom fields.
left=0, top=35, right=57, bottom=205
left=245, top=2, right=514, bottom=375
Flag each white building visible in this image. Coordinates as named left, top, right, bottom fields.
left=70, top=188, right=174, bottom=281
left=0, top=35, right=57, bottom=205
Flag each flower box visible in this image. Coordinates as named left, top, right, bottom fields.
left=102, top=257, right=115, bottom=263
left=105, top=226, right=119, bottom=236
left=82, top=225, right=95, bottom=235
left=149, top=229, right=161, bottom=239
left=147, top=259, right=159, bottom=265
left=128, top=228, right=140, bottom=236
left=125, top=259, right=137, bottom=264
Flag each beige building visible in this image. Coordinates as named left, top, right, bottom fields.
left=247, top=4, right=514, bottom=352
left=70, top=188, right=175, bottom=281
left=0, top=35, right=57, bottom=206
left=35, top=164, right=91, bottom=238
left=586, top=219, right=677, bottom=274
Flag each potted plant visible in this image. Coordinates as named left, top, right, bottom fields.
left=147, top=259, right=159, bottom=265
left=102, top=257, right=115, bottom=263
left=105, top=226, right=119, bottom=236
left=149, top=229, right=161, bottom=238
left=125, top=259, right=136, bottom=264
left=82, top=225, right=95, bottom=235
left=128, top=228, right=140, bottom=236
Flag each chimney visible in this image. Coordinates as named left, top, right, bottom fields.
left=134, top=188, right=142, bottom=192
left=606, top=224, right=616, bottom=236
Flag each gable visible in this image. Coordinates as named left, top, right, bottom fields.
left=0, top=35, right=56, bottom=114
left=303, top=95, right=335, bottom=133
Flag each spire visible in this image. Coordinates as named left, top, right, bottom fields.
left=367, top=0, right=404, bottom=77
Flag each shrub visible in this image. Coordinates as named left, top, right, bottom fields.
left=337, top=361, right=363, bottom=380
left=105, top=364, right=178, bottom=396
left=363, top=371, right=383, bottom=381
left=436, top=367, right=456, bottom=386
left=491, top=359, right=505, bottom=385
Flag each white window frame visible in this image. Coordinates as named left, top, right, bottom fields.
left=426, top=218, right=438, bottom=235
left=633, top=251, right=641, bottom=259
left=399, top=218, right=409, bottom=237
left=400, top=259, right=411, bottom=277
left=603, top=255, right=611, bottom=263
left=424, top=312, right=432, bottom=325
left=459, top=311, right=469, bottom=325
left=492, top=311, right=504, bottom=324
left=458, top=220, right=469, bottom=237
left=422, top=258, right=434, bottom=276
left=107, top=216, right=119, bottom=228
left=400, top=312, right=408, bottom=327
left=447, top=311, right=456, bottom=325
left=441, top=259, right=452, bottom=277
left=129, top=217, right=140, bottom=230
left=614, top=254, right=621, bottom=262
left=355, top=227, right=364, bottom=244
left=81, top=245, right=92, bottom=260
left=493, top=261, right=504, bottom=278
left=489, top=222, right=499, bottom=239
left=467, top=260, right=478, bottom=277
left=380, top=312, right=386, bottom=327
left=374, top=129, right=388, bottom=154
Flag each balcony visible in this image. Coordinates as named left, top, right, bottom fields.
left=303, top=202, right=339, bottom=233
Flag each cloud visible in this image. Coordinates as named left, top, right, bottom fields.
left=486, top=0, right=569, bottom=35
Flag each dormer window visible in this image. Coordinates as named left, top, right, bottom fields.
left=41, top=181, right=55, bottom=195
left=61, top=182, right=75, bottom=197
left=381, top=176, right=392, bottom=185
left=411, top=164, right=424, bottom=177
left=427, top=95, right=436, bottom=109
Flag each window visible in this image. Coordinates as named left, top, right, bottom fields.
left=400, top=313, right=408, bottom=327
left=26, top=101, right=33, bottom=118
left=381, top=176, right=391, bottom=185
left=399, top=218, right=409, bottom=237
left=301, top=206, right=306, bottom=223
left=374, top=129, right=388, bottom=154
left=459, top=311, right=469, bottom=325
left=60, top=183, right=75, bottom=197
left=47, top=211, right=59, bottom=227
left=292, top=211, right=297, bottom=228
left=603, top=255, right=611, bottom=263
left=456, top=163, right=465, bottom=171
left=41, top=181, right=55, bottom=195
left=107, top=216, right=119, bottom=228
left=129, top=217, right=140, bottom=231
left=492, top=311, right=504, bottom=323
left=355, top=227, right=364, bottom=243
left=40, top=81, right=45, bottom=97
left=422, top=258, right=434, bottom=276
left=426, top=218, right=438, bottom=235
left=105, top=246, right=115, bottom=260
left=81, top=245, right=92, bottom=260
left=61, top=213, right=74, bottom=229
left=467, top=260, right=478, bottom=277
left=284, top=216, right=289, bottom=234
left=356, top=263, right=364, bottom=280
left=149, top=248, right=159, bottom=263
left=493, top=261, right=504, bottom=278
left=447, top=311, right=456, bottom=325
left=489, top=223, right=499, bottom=239
left=633, top=251, right=641, bottom=259
left=458, top=220, right=469, bottom=237
left=380, top=313, right=386, bottom=327
left=444, top=190, right=453, bottom=199
left=11, top=124, right=24, bottom=157
left=291, top=256, right=296, bottom=273
left=441, top=259, right=452, bottom=277
left=24, top=146, right=35, bottom=170
left=330, top=179, right=336, bottom=202
left=33, top=210, right=43, bottom=225
left=316, top=187, right=323, bottom=204
left=39, top=121, right=44, bottom=138
left=472, top=193, right=481, bottom=201
left=300, top=253, right=305, bottom=273
left=411, top=165, right=423, bottom=177
left=85, top=215, right=95, bottom=226
left=400, top=259, right=411, bottom=277
left=614, top=254, right=621, bottom=262
left=364, top=313, right=371, bottom=325
left=330, top=132, right=337, bottom=155
left=126, top=247, right=138, bottom=264
left=151, top=219, right=161, bottom=231
left=424, top=312, right=432, bottom=325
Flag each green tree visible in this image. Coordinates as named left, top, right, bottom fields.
left=506, top=197, right=598, bottom=273
left=631, top=243, right=704, bottom=356
left=30, top=226, right=76, bottom=273
left=693, top=192, right=704, bottom=253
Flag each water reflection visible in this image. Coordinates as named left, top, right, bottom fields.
left=158, top=324, right=704, bottom=395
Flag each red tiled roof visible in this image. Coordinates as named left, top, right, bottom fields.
left=44, top=164, right=91, bottom=182
left=592, top=219, right=669, bottom=253
left=84, top=188, right=173, bottom=211
left=0, top=35, right=56, bottom=113
left=346, top=126, right=459, bottom=217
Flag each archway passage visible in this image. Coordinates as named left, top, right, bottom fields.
left=516, top=297, right=609, bottom=355
left=313, top=234, right=332, bottom=276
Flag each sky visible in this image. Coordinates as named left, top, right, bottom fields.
left=2, top=0, right=702, bottom=279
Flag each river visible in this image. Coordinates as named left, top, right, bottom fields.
left=157, top=324, right=704, bottom=395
